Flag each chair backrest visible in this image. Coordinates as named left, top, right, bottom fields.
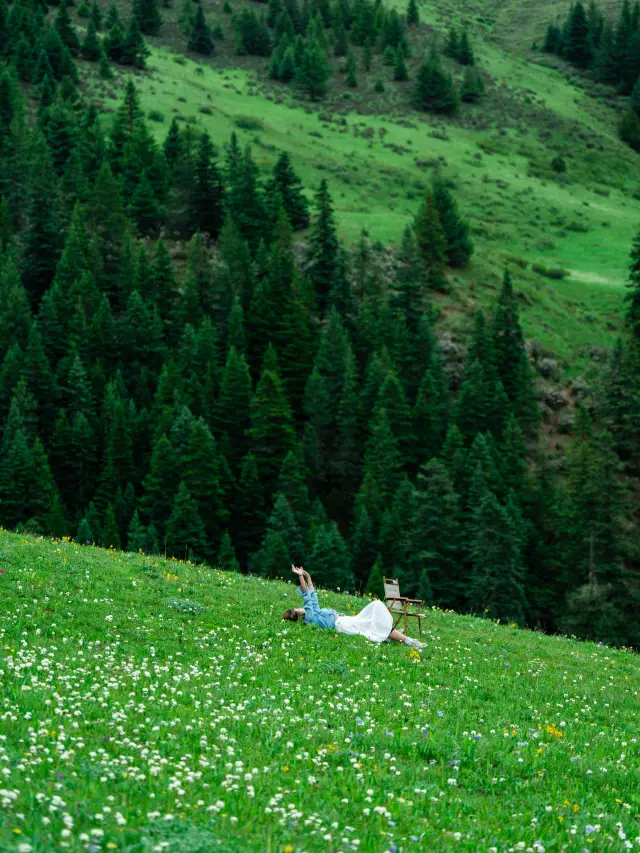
left=383, top=577, right=403, bottom=611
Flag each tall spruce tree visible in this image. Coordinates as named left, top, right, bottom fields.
left=134, top=0, right=163, bottom=36
left=413, top=51, right=458, bottom=114
left=188, top=5, right=215, bottom=55
left=492, top=269, right=539, bottom=436
left=307, top=179, right=339, bottom=315
left=248, top=345, right=296, bottom=494
left=165, top=481, right=207, bottom=561
left=432, top=178, right=473, bottom=268
left=468, top=489, right=527, bottom=623
left=413, top=190, right=447, bottom=288
left=564, top=1, right=594, bottom=68
left=267, top=151, right=310, bottom=231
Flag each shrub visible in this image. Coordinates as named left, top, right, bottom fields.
left=374, top=78, right=385, bottom=92
left=531, top=263, right=567, bottom=280
left=551, top=155, right=566, bottom=173
left=537, top=357, right=559, bottom=379
left=199, top=105, right=214, bottom=115
left=164, top=598, right=206, bottom=615
left=148, top=109, right=165, bottom=122
left=234, top=115, right=264, bottom=130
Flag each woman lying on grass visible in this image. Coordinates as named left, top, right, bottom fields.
left=283, top=566, right=427, bottom=650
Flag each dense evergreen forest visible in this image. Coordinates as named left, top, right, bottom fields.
left=0, top=0, right=639, bottom=650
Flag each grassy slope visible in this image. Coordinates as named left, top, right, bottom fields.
left=79, top=0, right=640, bottom=372
left=0, top=531, right=638, bottom=852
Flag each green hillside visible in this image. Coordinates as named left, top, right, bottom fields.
left=77, top=0, right=640, bottom=365
left=0, top=531, right=638, bottom=852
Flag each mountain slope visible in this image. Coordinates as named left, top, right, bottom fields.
left=0, top=531, right=638, bottom=852
left=79, top=0, right=640, bottom=366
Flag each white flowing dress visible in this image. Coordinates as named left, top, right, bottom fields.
left=334, top=599, right=393, bottom=643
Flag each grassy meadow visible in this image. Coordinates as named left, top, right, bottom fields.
left=0, top=531, right=638, bottom=852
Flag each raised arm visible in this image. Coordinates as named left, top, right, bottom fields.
left=292, top=566, right=321, bottom=621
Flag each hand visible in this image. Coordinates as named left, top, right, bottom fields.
left=291, top=565, right=304, bottom=577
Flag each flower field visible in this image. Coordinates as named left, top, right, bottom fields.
left=0, top=531, right=638, bottom=853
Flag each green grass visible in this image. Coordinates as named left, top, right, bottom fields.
left=1, top=531, right=638, bottom=852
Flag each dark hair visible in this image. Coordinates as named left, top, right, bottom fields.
left=283, top=608, right=303, bottom=622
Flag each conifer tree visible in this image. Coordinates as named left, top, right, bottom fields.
left=412, top=458, right=462, bottom=608
left=22, top=138, right=63, bottom=307
left=141, top=433, right=179, bottom=534
left=0, top=253, right=32, bottom=353
left=345, top=47, right=358, bottom=86
left=217, top=530, right=240, bottom=571
left=84, top=160, right=128, bottom=291
left=182, top=419, right=228, bottom=553
left=55, top=0, right=80, bottom=55
left=364, top=553, right=385, bottom=596
left=267, top=151, right=310, bottom=230
left=189, top=4, right=215, bottom=55
left=104, top=22, right=126, bottom=62
left=457, top=29, right=475, bottom=65
left=625, top=224, right=640, bottom=336
left=276, top=448, right=312, bottom=530
left=127, top=509, right=146, bottom=551
left=413, top=190, right=447, bottom=288
left=278, top=45, right=297, bottom=81
left=134, top=0, right=163, bottom=36
left=252, top=527, right=291, bottom=578
left=91, top=0, right=103, bottom=30
left=334, top=18, right=348, bottom=55
left=412, top=368, right=445, bottom=466
left=188, top=131, right=226, bottom=241
left=77, top=516, right=94, bottom=544
left=260, top=492, right=305, bottom=566
left=234, top=451, right=266, bottom=566
left=350, top=506, right=376, bottom=588
left=213, top=345, right=252, bottom=471
left=407, top=0, right=419, bottom=26
left=166, top=481, right=207, bottom=561
left=248, top=345, right=296, bottom=494
left=564, top=1, right=594, bottom=68
left=121, top=13, right=149, bottom=68
left=102, top=503, right=121, bottom=548
left=82, top=17, right=102, bottom=61
left=309, top=521, right=354, bottom=590
left=492, top=269, right=540, bottom=435
left=460, top=67, right=485, bottom=102
left=302, top=365, right=332, bottom=498
left=363, top=37, right=373, bottom=70
left=296, top=33, right=330, bottom=99
left=432, top=178, right=473, bottom=268
left=468, top=489, right=527, bottom=623
left=393, top=46, right=409, bottom=81
left=307, top=179, right=339, bottom=315
left=227, top=146, right=268, bottom=256
left=363, top=406, right=403, bottom=507
left=413, top=51, right=458, bottom=114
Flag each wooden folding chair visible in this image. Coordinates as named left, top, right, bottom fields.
left=383, top=576, right=429, bottom=637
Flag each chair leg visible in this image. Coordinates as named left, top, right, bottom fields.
left=418, top=618, right=422, bottom=638
left=404, top=612, right=408, bottom=635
